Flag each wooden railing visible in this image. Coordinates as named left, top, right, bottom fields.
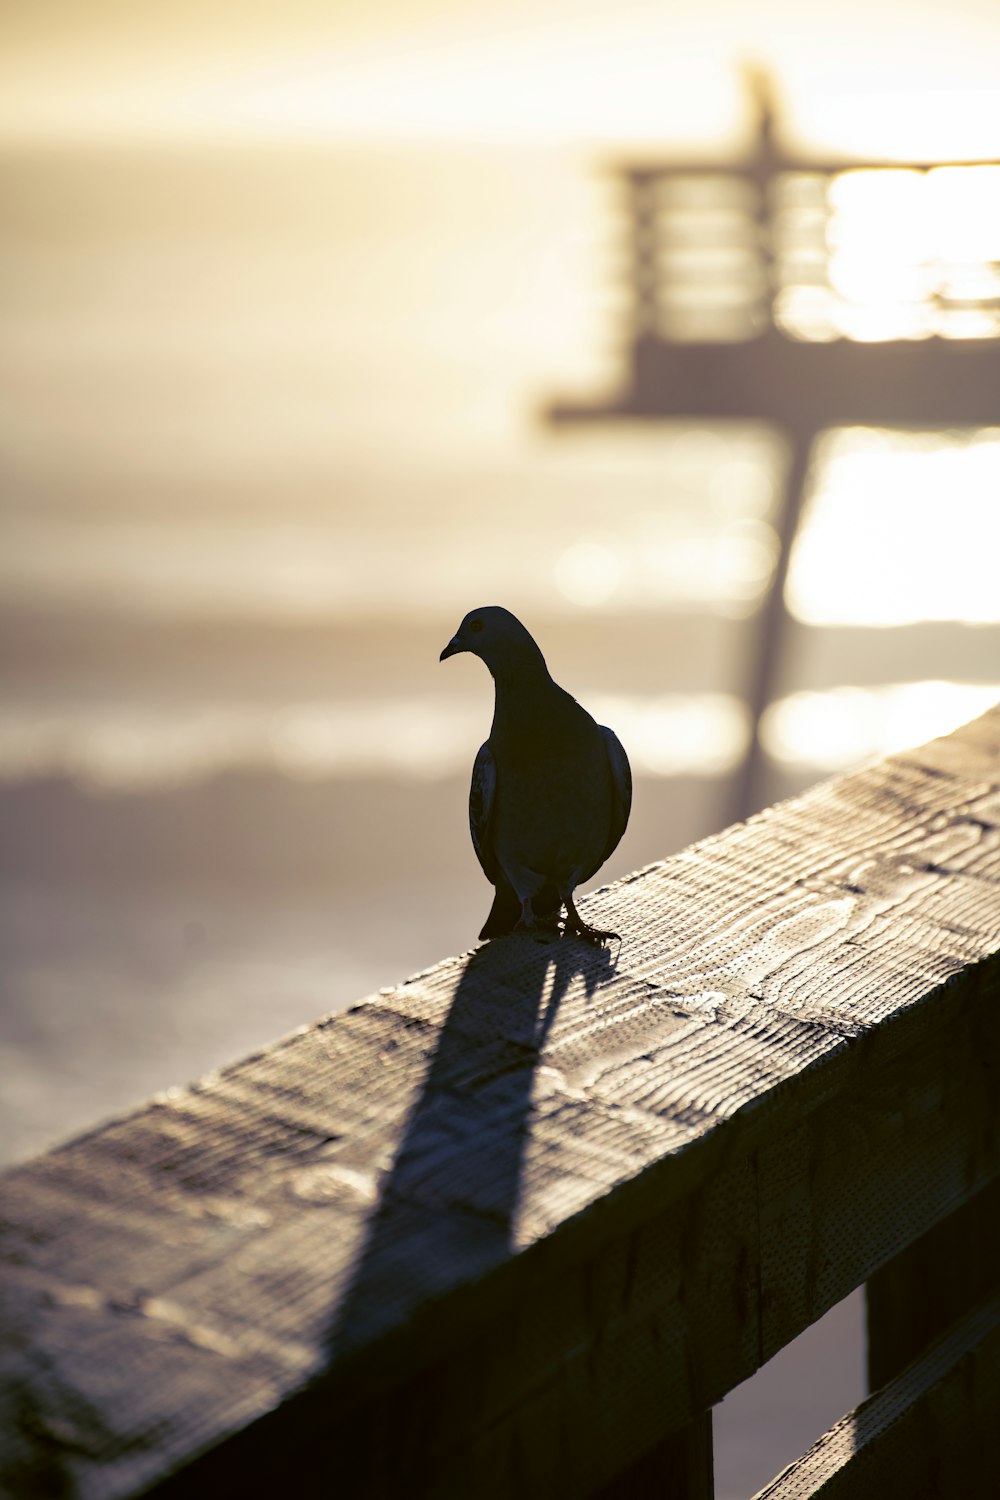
left=2, top=706, right=998, bottom=1498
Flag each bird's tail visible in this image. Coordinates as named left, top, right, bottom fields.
left=479, top=883, right=561, bottom=940
left=479, top=886, right=520, bottom=939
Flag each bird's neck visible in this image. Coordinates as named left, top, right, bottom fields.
left=490, top=646, right=556, bottom=726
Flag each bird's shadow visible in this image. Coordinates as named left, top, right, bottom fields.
left=142, top=935, right=618, bottom=1499
left=322, top=932, right=615, bottom=1393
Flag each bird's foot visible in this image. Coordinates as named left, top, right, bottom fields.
left=564, top=919, right=621, bottom=947
left=514, top=913, right=560, bottom=943
left=562, top=899, right=620, bottom=948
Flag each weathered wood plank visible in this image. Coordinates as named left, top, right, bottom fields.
left=866, top=1177, right=1000, bottom=1392
left=752, top=1293, right=1000, bottom=1497
left=1, top=706, right=999, bottom=1498
left=593, top=1411, right=713, bottom=1500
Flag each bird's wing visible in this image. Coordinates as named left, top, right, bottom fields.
left=599, top=725, right=632, bottom=864
left=471, top=741, right=521, bottom=938
left=469, top=740, right=499, bottom=882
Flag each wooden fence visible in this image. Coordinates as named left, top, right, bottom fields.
left=2, top=705, right=998, bottom=1498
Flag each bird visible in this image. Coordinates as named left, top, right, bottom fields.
left=439, top=606, right=632, bottom=945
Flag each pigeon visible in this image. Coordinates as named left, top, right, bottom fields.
left=440, top=606, right=632, bottom=944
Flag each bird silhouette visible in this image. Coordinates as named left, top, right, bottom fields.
left=440, top=606, right=631, bottom=944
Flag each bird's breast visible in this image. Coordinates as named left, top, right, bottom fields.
left=489, top=720, right=614, bottom=880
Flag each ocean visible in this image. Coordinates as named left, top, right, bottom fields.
left=1, top=140, right=794, bottom=1155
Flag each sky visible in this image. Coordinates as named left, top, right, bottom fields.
left=4, top=0, right=1000, bottom=156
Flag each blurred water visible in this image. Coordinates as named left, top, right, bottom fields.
left=3, top=134, right=999, bottom=1499
left=3, top=141, right=1000, bottom=1150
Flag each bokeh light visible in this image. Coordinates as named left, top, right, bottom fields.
left=763, top=681, right=1000, bottom=770
left=787, top=428, right=1000, bottom=625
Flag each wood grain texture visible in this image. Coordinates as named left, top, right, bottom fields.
left=752, top=1293, right=1000, bottom=1498
left=1, top=706, right=999, bottom=1498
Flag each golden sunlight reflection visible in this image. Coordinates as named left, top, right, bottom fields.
left=786, top=428, right=1000, bottom=625
left=591, top=694, right=749, bottom=777
left=0, top=695, right=748, bottom=788
left=0, top=509, right=778, bottom=621
left=763, top=681, right=1000, bottom=772
left=775, top=166, right=1000, bottom=343
left=551, top=518, right=776, bottom=615
left=1, top=430, right=780, bottom=622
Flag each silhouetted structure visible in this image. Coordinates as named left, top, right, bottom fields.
left=547, top=71, right=1000, bottom=819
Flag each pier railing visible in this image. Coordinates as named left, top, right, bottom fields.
left=2, top=705, right=998, bottom=1497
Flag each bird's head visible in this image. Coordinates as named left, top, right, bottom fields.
left=439, top=606, right=546, bottom=679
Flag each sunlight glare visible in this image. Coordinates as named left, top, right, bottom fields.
left=708, top=457, right=776, bottom=518
left=778, top=167, right=1000, bottom=342
left=0, top=694, right=750, bottom=787
left=763, top=682, right=1000, bottom=771
left=786, top=429, right=1000, bottom=625
left=586, top=694, right=749, bottom=777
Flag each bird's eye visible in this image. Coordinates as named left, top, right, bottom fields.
left=469, top=619, right=483, bottom=633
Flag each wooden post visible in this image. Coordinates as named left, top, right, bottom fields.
left=594, top=1412, right=713, bottom=1500
left=866, top=1177, right=1000, bottom=1392
left=755, top=1294, right=1000, bottom=1497
left=727, top=427, right=815, bottom=823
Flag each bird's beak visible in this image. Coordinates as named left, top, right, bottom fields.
left=439, top=637, right=463, bottom=661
